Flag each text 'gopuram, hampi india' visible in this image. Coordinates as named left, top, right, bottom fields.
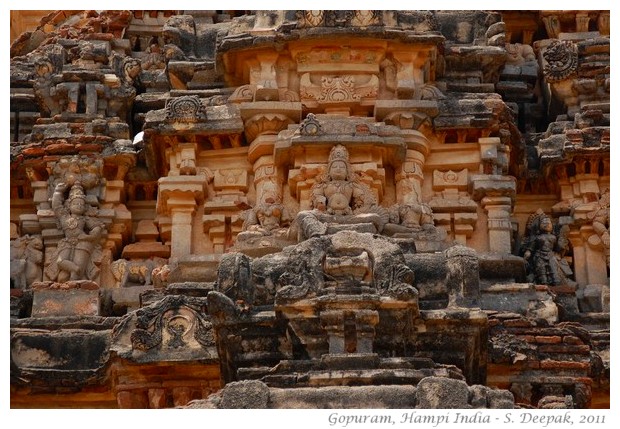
left=9, top=9, right=610, bottom=410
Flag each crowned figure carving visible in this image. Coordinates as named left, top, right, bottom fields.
left=520, top=209, right=573, bottom=286
left=234, top=190, right=294, bottom=255
left=293, top=144, right=388, bottom=240
left=44, top=181, right=106, bottom=283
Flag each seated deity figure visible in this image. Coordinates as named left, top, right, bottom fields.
left=234, top=191, right=294, bottom=255
left=45, top=181, right=105, bottom=283
left=383, top=199, right=435, bottom=235
left=294, top=145, right=387, bottom=240
left=240, top=192, right=291, bottom=237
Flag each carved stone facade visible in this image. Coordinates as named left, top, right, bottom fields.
left=10, top=10, right=609, bottom=410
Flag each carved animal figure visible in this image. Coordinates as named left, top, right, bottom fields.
left=10, top=235, right=44, bottom=289
left=110, top=257, right=167, bottom=288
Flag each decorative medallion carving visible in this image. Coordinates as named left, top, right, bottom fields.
left=543, top=40, right=578, bottom=82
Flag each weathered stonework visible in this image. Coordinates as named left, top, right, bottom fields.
left=10, top=10, right=609, bottom=410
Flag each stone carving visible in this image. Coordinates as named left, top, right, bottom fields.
left=110, top=257, right=168, bottom=288
left=351, top=11, right=382, bottom=27
left=50, top=156, right=102, bottom=194
left=521, top=210, right=572, bottom=286
left=234, top=193, right=294, bottom=256
left=585, top=188, right=610, bottom=266
left=129, top=295, right=214, bottom=351
left=242, top=195, right=291, bottom=236
left=300, top=73, right=379, bottom=104
left=298, top=113, right=323, bottom=136
left=142, top=43, right=166, bottom=70
left=165, top=96, right=208, bottom=122
left=293, top=145, right=387, bottom=240
left=383, top=201, right=445, bottom=241
left=44, top=181, right=105, bottom=283
left=297, top=10, right=382, bottom=28
left=296, top=10, right=325, bottom=28
left=505, top=43, right=536, bottom=65
left=543, top=40, right=578, bottom=82
left=326, top=11, right=353, bottom=28
left=10, top=235, right=44, bottom=289
left=116, top=55, right=142, bottom=86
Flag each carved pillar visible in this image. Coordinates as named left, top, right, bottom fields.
left=446, top=245, right=480, bottom=308
left=321, top=310, right=345, bottom=354
left=470, top=175, right=516, bottom=254
left=568, top=234, right=587, bottom=287
left=482, top=196, right=513, bottom=254
left=355, top=310, right=379, bottom=354
left=598, top=12, right=610, bottom=36
left=396, top=149, right=425, bottom=205
left=575, top=13, right=590, bottom=33
left=157, top=176, right=206, bottom=259
left=580, top=226, right=608, bottom=285
left=170, top=204, right=195, bottom=258
left=542, top=14, right=561, bottom=39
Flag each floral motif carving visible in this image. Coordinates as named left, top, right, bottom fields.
left=300, top=74, right=379, bottom=105
left=297, top=11, right=381, bottom=28
left=296, top=11, right=325, bottom=28
left=165, top=95, right=208, bottom=122
left=130, top=295, right=214, bottom=351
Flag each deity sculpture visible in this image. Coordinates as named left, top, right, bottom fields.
left=45, top=181, right=105, bottom=283
left=521, top=210, right=572, bottom=286
left=234, top=192, right=294, bottom=255
left=294, top=145, right=387, bottom=240
left=383, top=200, right=439, bottom=238
left=242, top=193, right=291, bottom=236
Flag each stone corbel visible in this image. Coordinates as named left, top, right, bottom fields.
left=240, top=101, right=301, bottom=147
left=542, top=14, right=561, bottom=39
left=375, top=99, right=439, bottom=137
left=478, top=137, right=509, bottom=175
left=598, top=12, right=610, bottom=36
